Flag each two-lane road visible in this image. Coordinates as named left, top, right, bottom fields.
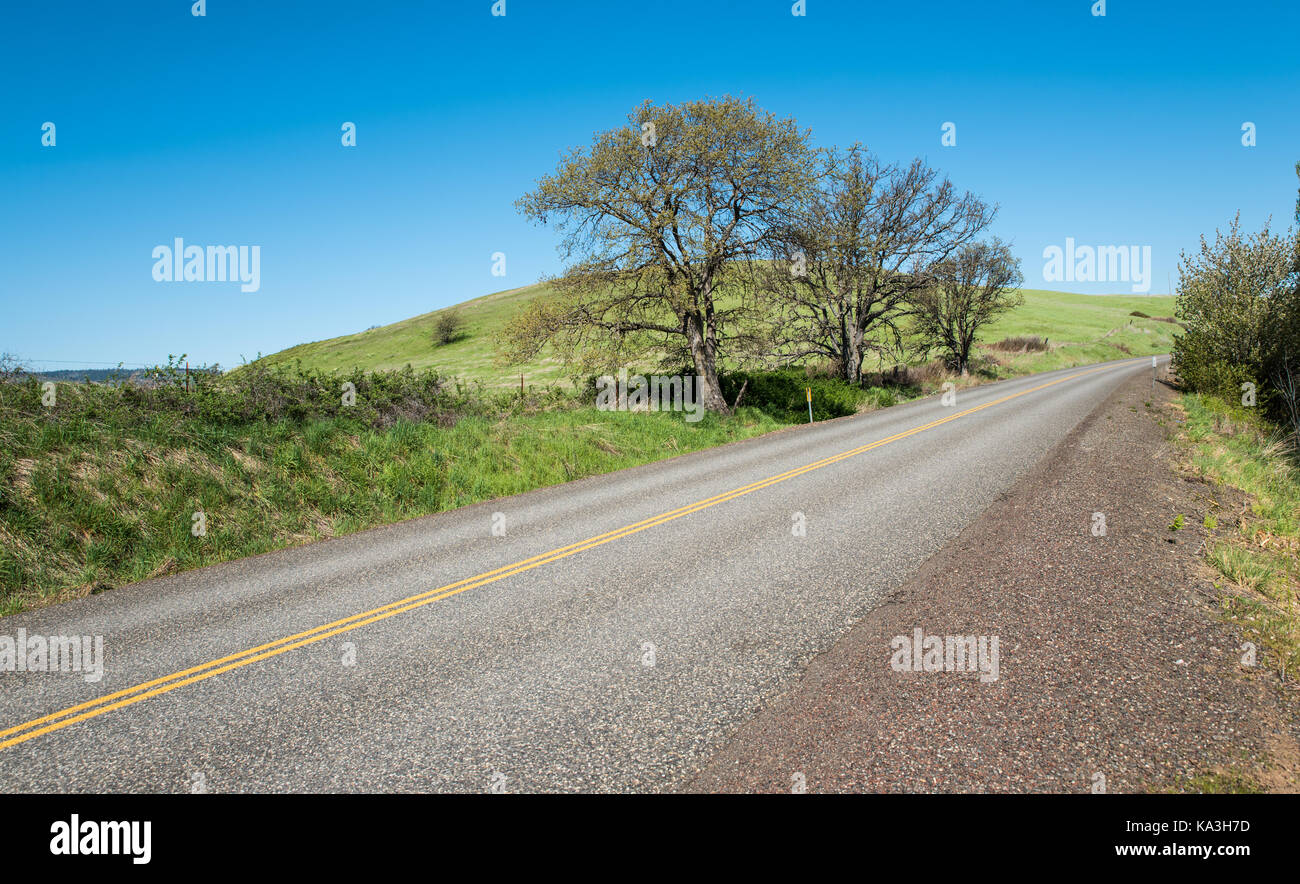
left=0, top=357, right=1162, bottom=792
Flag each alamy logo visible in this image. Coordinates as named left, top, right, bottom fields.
left=152, top=238, right=261, bottom=293
left=1042, top=238, right=1152, bottom=293
left=890, top=628, right=999, bottom=682
left=595, top=369, right=705, bottom=423
left=0, top=629, right=104, bottom=682
left=50, top=815, right=151, bottom=865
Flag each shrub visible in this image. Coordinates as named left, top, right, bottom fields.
left=0, top=356, right=503, bottom=434
left=719, top=369, right=877, bottom=422
left=1171, top=214, right=1299, bottom=423
left=433, top=309, right=465, bottom=346
left=989, top=335, right=1049, bottom=353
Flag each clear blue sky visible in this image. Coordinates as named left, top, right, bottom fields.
left=2, top=0, right=1297, bottom=371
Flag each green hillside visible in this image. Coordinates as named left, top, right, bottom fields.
left=251, top=284, right=1180, bottom=385
left=979, top=289, right=1181, bottom=375
left=251, top=283, right=571, bottom=387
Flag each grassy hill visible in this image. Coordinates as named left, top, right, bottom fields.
left=978, top=290, right=1181, bottom=375
left=251, top=285, right=1180, bottom=385
left=251, top=283, right=571, bottom=387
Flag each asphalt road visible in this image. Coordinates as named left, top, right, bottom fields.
left=0, top=357, right=1163, bottom=792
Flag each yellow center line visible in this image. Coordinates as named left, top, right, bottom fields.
left=0, top=359, right=1140, bottom=751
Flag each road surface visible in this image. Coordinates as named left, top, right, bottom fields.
left=0, top=357, right=1162, bottom=792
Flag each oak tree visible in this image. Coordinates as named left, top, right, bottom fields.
left=503, top=97, right=817, bottom=412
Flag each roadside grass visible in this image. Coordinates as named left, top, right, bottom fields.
left=1177, top=393, right=1300, bottom=682
left=0, top=379, right=786, bottom=616
left=1161, top=769, right=1266, bottom=794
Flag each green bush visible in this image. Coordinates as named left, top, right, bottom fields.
left=719, top=369, right=884, bottom=422
left=1171, top=214, right=1299, bottom=427
left=0, top=356, right=512, bottom=435
left=433, top=309, right=465, bottom=346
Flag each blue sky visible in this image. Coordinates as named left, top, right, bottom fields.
left=2, top=0, right=1297, bottom=371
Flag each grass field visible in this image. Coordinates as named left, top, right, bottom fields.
left=252, top=284, right=1180, bottom=386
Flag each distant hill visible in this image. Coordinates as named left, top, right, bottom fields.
left=250, top=284, right=1180, bottom=387
left=18, top=367, right=148, bottom=383
left=9, top=365, right=226, bottom=384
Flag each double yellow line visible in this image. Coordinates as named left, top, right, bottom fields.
left=0, top=360, right=1135, bottom=752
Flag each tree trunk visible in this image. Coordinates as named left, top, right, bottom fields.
left=843, top=324, right=865, bottom=385
left=686, top=313, right=730, bottom=413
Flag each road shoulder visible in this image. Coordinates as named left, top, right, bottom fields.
left=686, top=370, right=1300, bottom=793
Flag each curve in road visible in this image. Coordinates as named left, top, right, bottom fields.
left=0, top=357, right=1162, bottom=791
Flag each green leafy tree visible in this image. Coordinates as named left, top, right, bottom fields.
left=502, top=97, right=818, bottom=412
